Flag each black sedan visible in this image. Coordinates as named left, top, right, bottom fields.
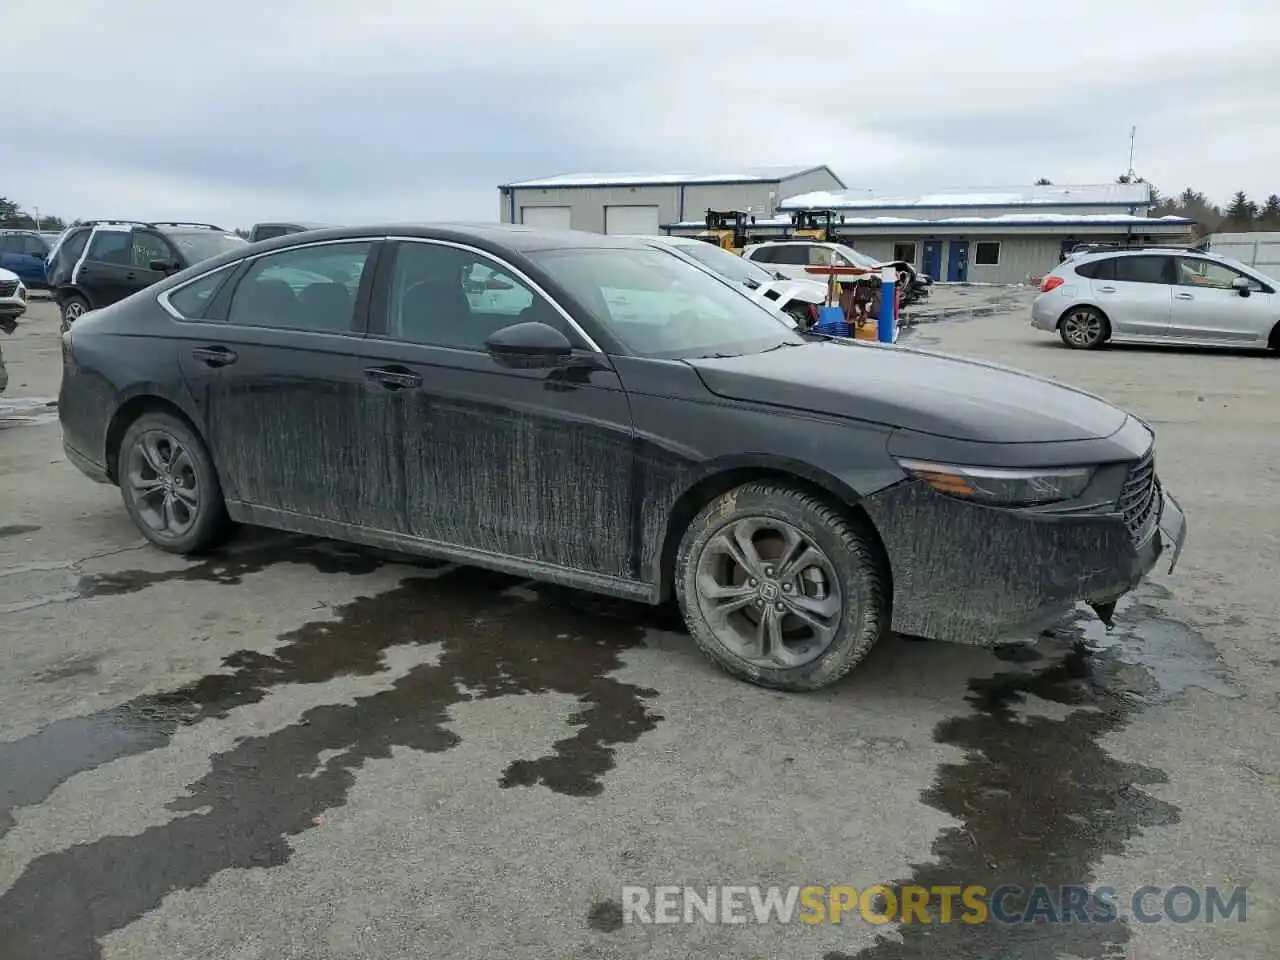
left=58, top=224, right=1187, bottom=691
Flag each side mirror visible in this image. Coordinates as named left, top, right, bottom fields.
left=1231, top=276, right=1251, bottom=297
left=149, top=259, right=176, bottom=273
left=485, top=321, right=574, bottom=369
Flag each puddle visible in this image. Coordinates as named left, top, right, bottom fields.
left=0, top=525, right=41, bottom=540
left=0, top=565, right=666, bottom=960
left=0, top=396, right=59, bottom=428
left=828, top=587, right=1218, bottom=960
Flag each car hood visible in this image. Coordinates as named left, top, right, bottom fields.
left=752, top=278, right=827, bottom=306
left=686, top=340, right=1129, bottom=443
left=0, top=267, right=18, bottom=283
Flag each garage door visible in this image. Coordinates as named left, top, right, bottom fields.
left=520, top=206, right=572, bottom=230
left=604, top=205, right=660, bottom=236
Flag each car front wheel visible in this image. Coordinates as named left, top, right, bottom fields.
left=60, top=294, right=90, bottom=333
left=675, top=482, right=890, bottom=691
left=1059, top=307, right=1110, bottom=349
left=118, top=411, right=234, bottom=554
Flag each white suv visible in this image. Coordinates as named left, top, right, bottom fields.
left=1031, top=248, right=1280, bottom=352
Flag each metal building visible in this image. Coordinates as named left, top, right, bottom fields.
left=497, top=165, right=845, bottom=235
left=663, top=182, right=1196, bottom=284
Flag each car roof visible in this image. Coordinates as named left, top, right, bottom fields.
left=1067, top=246, right=1222, bottom=263
left=245, top=223, right=659, bottom=255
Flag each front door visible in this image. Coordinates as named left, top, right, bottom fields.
left=176, top=238, right=403, bottom=529
left=362, top=238, right=636, bottom=578
left=947, top=240, right=969, bottom=282
left=921, top=240, right=942, bottom=280
left=1169, top=256, right=1276, bottom=345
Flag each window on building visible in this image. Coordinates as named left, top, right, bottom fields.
left=1113, top=255, right=1174, bottom=285
left=228, top=241, right=372, bottom=332
left=974, top=241, right=1001, bottom=266
left=893, top=242, right=917, bottom=264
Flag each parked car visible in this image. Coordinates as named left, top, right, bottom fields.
left=642, top=235, right=826, bottom=325
left=58, top=224, right=1186, bottom=691
left=743, top=240, right=932, bottom=304
left=1032, top=247, right=1280, bottom=351
left=47, top=221, right=247, bottom=331
left=0, top=230, right=54, bottom=289
left=0, top=266, right=27, bottom=394
left=248, top=222, right=332, bottom=243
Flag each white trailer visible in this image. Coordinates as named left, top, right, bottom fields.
left=1203, top=232, right=1280, bottom=277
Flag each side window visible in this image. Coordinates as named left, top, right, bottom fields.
left=1176, top=258, right=1262, bottom=292
left=86, top=229, right=133, bottom=266
left=167, top=266, right=234, bottom=319
left=60, top=229, right=91, bottom=263
left=1075, top=258, right=1116, bottom=281
left=0, top=236, right=18, bottom=254
left=807, top=246, right=835, bottom=266
left=23, top=236, right=48, bottom=257
left=227, top=242, right=371, bottom=333
left=1114, top=256, right=1173, bottom=285
left=132, top=230, right=173, bottom=269
left=769, top=245, right=809, bottom=266
left=388, top=241, right=573, bottom=351
left=748, top=246, right=776, bottom=264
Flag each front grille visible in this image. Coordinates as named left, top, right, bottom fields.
left=1119, top=447, right=1159, bottom=543
left=0, top=280, right=17, bottom=297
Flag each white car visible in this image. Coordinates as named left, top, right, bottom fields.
left=1031, top=247, right=1280, bottom=352
left=0, top=266, right=27, bottom=394
left=642, top=235, right=827, bottom=324
left=742, top=239, right=930, bottom=304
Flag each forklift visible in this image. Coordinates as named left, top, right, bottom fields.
left=694, top=209, right=755, bottom=254
left=789, top=209, right=845, bottom=241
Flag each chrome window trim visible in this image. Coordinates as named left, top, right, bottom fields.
left=156, top=237, right=382, bottom=322
left=386, top=236, right=604, bottom=354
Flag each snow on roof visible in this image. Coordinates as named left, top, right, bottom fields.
left=503, top=165, right=836, bottom=188
left=778, top=183, right=1153, bottom=211
left=664, top=213, right=1192, bottom=228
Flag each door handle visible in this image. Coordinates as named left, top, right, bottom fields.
left=1175, top=292, right=1194, bottom=300
left=191, top=346, right=238, bottom=367
left=365, top=366, right=422, bottom=390
left=1097, top=286, right=1117, bottom=293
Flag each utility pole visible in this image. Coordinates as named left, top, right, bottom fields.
left=34, top=206, right=41, bottom=230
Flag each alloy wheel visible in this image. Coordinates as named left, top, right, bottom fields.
left=693, top=516, right=844, bottom=668
left=1063, top=310, right=1103, bottom=347
left=125, top=428, right=201, bottom=539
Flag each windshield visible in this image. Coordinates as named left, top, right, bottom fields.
left=835, top=244, right=881, bottom=268
left=668, top=240, right=778, bottom=286
left=530, top=247, right=805, bottom=360
left=165, top=230, right=247, bottom=265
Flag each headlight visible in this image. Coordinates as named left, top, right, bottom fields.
left=895, top=458, right=1094, bottom=506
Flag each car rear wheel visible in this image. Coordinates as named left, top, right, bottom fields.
left=674, top=482, right=890, bottom=691
left=118, top=412, right=233, bottom=554
left=60, top=295, right=89, bottom=333
left=1059, top=307, right=1109, bottom=349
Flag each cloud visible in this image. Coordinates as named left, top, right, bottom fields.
left=4, top=0, right=1279, bottom=228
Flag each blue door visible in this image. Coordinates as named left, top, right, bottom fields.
left=921, top=241, right=942, bottom=280
left=947, top=240, right=969, bottom=282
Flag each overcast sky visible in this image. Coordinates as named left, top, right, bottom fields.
left=4, top=0, right=1277, bottom=228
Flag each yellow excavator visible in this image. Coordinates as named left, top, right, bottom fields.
left=693, top=209, right=755, bottom=254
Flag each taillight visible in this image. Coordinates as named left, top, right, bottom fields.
left=1041, top=275, right=1065, bottom=293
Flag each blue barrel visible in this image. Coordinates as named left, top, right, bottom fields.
left=878, top=274, right=896, bottom=343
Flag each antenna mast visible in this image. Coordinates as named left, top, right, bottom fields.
left=1126, top=125, right=1137, bottom=180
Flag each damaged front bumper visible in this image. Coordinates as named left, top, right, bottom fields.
left=860, top=480, right=1188, bottom=645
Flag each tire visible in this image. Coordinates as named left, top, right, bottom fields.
left=1268, top=322, right=1280, bottom=353
left=1058, top=306, right=1109, bottom=349
left=674, top=481, right=890, bottom=691
left=117, top=411, right=234, bottom=554
left=60, top=294, right=90, bottom=333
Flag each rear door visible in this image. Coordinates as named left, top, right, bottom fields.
left=1090, top=254, right=1174, bottom=338
left=176, top=238, right=404, bottom=529
left=74, top=227, right=138, bottom=306
left=1169, top=256, right=1276, bottom=345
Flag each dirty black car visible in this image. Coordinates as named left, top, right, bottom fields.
left=58, top=224, right=1187, bottom=691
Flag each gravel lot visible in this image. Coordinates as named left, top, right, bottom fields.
left=1, top=290, right=1277, bottom=959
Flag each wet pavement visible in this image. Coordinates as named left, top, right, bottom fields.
left=2, top=296, right=1277, bottom=958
